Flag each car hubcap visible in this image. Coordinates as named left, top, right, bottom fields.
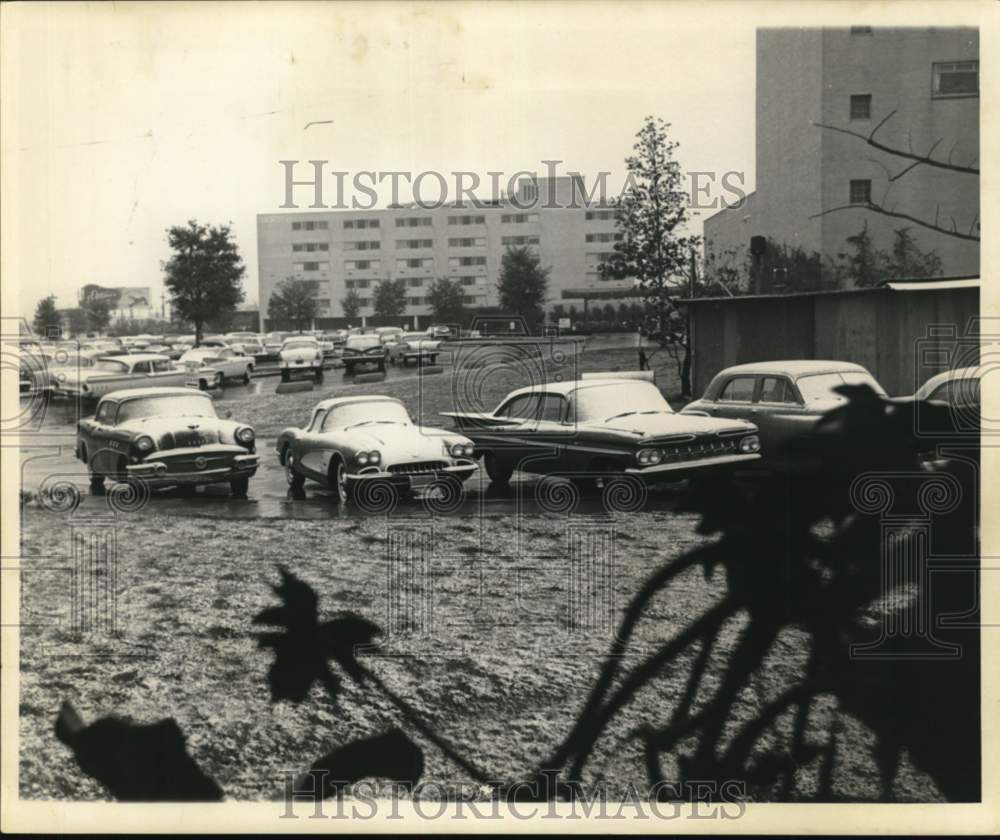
left=337, top=463, right=347, bottom=502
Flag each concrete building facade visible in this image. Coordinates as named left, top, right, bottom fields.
left=704, top=27, right=979, bottom=286
left=257, top=177, right=633, bottom=327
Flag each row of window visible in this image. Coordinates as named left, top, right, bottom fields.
left=344, top=241, right=380, bottom=251
left=502, top=235, right=539, bottom=246
left=585, top=209, right=619, bottom=221
left=290, top=220, right=329, bottom=231
left=585, top=232, right=624, bottom=243
left=448, top=214, right=486, bottom=225
left=501, top=213, right=539, bottom=224
left=292, top=242, right=330, bottom=252
left=396, top=217, right=433, bottom=228
left=449, top=237, right=486, bottom=247
left=397, top=238, right=434, bottom=249
left=343, top=218, right=380, bottom=229
left=344, top=274, right=486, bottom=290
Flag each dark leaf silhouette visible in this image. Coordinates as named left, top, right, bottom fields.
left=254, top=566, right=382, bottom=702
left=300, top=728, right=424, bottom=798
left=55, top=700, right=223, bottom=801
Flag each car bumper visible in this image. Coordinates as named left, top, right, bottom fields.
left=279, top=360, right=323, bottom=369
left=126, top=446, right=259, bottom=486
left=625, top=452, right=762, bottom=479
left=346, top=462, right=477, bottom=486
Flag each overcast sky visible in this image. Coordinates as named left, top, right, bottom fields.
left=6, top=3, right=765, bottom=316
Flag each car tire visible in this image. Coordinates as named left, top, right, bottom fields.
left=285, top=450, right=305, bottom=490
left=280, top=370, right=290, bottom=383
left=243, top=369, right=251, bottom=385
left=377, top=360, right=385, bottom=373
left=89, top=472, right=105, bottom=495
left=198, top=378, right=209, bottom=391
left=330, top=457, right=349, bottom=504
left=429, top=355, right=437, bottom=365
left=315, top=369, right=324, bottom=383
left=484, top=452, right=513, bottom=486
left=230, top=477, right=249, bottom=497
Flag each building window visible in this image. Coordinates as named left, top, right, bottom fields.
left=585, top=232, right=623, bottom=243
left=345, top=259, right=378, bottom=271
left=344, top=240, right=380, bottom=251
left=344, top=218, right=379, bottom=229
left=448, top=237, right=486, bottom=247
left=292, top=220, right=328, bottom=231
left=358, top=298, right=371, bottom=307
left=850, top=94, right=872, bottom=120
left=395, top=217, right=432, bottom=227
left=850, top=26, right=872, bottom=36
left=407, top=278, right=424, bottom=288
left=932, top=61, right=979, bottom=97
left=585, top=209, right=618, bottom=221
left=397, top=257, right=431, bottom=269
left=296, top=261, right=328, bottom=272
left=407, top=296, right=425, bottom=305
left=500, top=213, right=539, bottom=224
left=849, top=179, right=872, bottom=204
left=396, top=238, right=433, bottom=249
left=448, top=256, right=487, bottom=268
left=447, top=214, right=485, bottom=225
left=501, top=235, right=540, bottom=246
left=459, top=276, right=476, bottom=286
left=293, top=242, right=330, bottom=252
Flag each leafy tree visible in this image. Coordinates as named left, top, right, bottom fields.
left=832, top=223, right=942, bottom=289
left=373, top=277, right=407, bottom=320
left=617, top=302, right=631, bottom=324
left=341, top=289, right=362, bottom=321
left=81, top=296, right=113, bottom=334
left=162, top=221, right=246, bottom=346
left=602, top=303, right=616, bottom=323
left=32, top=295, right=61, bottom=338
left=889, top=227, right=943, bottom=279
left=268, top=277, right=319, bottom=331
left=64, top=308, right=88, bottom=337
left=550, top=304, right=566, bottom=321
left=601, top=116, right=698, bottom=395
left=426, top=277, right=465, bottom=325
left=497, top=246, right=550, bottom=330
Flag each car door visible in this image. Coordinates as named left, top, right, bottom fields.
left=87, top=399, right=121, bottom=474
left=519, top=392, right=575, bottom=475
left=752, top=375, right=810, bottom=451
left=488, top=393, right=542, bottom=473
left=710, top=375, right=758, bottom=422
left=298, top=408, right=332, bottom=480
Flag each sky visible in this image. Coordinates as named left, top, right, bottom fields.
left=2, top=2, right=764, bottom=317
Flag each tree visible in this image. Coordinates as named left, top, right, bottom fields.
left=162, top=221, right=246, bottom=346
left=341, top=289, right=362, bottom=321
left=81, top=297, right=112, bottom=334
left=268, top=277, right=320, bottom=331
left=813, top=110, right=979, bottom=242
left=32, top=295, right=61, bottom=338
left=426, top=277, right=466, bottom=325
left=601, top=116, right=698, bottom=395
left=497, top=246, right=550, bottom=330
left=832, top=223, right=943, bottom=288
left=64, top=308, right=88, bottom=337
left=373, top=277, right=407, bottom=320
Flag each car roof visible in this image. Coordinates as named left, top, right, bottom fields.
left=915, top=366, right=980, bottom=396
left=712, top=360, right=872, bottom=378
left=501, top=378, right=658, bottom=400
left=100, top=353, right=171, bottom=363
left=101, top=386, right=208, bottom=401
left=313, top=395, right=403, bottom=410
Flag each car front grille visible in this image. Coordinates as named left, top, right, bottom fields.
left=659, top=438, right=739, bottom=463
left=172, top=430, right=219, bottom=448
left=158, top=452, right=236, bottom=472
left=387, top=460, right=448, bottom=475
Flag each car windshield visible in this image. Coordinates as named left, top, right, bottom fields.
left=283, top=340, right=316, bottom=351
left=796, top=371, right=886, bottom=403
left=573, top=382, right=673, bottom=423
left=321, top=400, right=411, bottom=430
left=92, top=359, right=130, bottom=373
left=117, top=394, right=216, bottom=422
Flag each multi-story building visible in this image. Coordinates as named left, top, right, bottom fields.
left=704, top=27, right=979, bottom=286
left=256, top=177, right=633, bottom=327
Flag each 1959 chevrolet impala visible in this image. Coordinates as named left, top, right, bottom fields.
left=443, top=377, right=762, bottom=487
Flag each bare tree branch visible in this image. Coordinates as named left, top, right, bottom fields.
left=813, top=110, right=979, bottom=176
left=810, top=203, right=980, bottom=242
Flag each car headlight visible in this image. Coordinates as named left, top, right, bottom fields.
left=236, top=426, right=255, bottom=444
left=448, top=442, right=474, bottom=458
left=135, top=435, right=155, bottom=452
left=357, top=450, right=381, bottom=466
left=739, top=435, right=761, bottom=453
left=636, top=448, right=663, bottom=466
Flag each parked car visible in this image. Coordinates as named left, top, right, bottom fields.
left=443, top=376, right=762, bottom=487
left=51, top=353, right=190, bottom=400
left=263, top=331, right=293, bottom=358
left=388, top=332, right=442, bottom=366
left=682, top=360, right=887, bottom=456
left=913, top=366, right=980, bottom=407
left=276, top=396, right=478, bottom=503
left=427, top=325, right=454, bottom=340
left=341, top=334, right=387, bottom=374
left=279, top=336, right=324, bottom=382
left=41, top=349, right=105, bottom=391
left=76, top=387, right=259, bottom=496
left=375, top=326, right=404, bottom=346
left=179, top=346, right=254, bottom=388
